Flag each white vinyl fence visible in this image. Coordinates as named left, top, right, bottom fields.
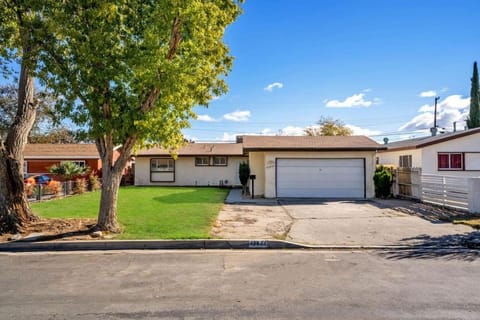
left=420, top=174, right=469, bottom=211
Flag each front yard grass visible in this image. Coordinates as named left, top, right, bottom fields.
left=31, top=187, right=229, bottom=239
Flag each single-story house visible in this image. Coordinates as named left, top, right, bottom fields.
left=377, top=127, right=480, bottom=177
left=134, top=143, right=248, bottom=187
left=135, top=135, right=384, bottom=199
left=24, top=144, right=132, bottom=180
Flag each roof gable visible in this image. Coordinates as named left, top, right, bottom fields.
left=383, top=128, right=480, bottom=151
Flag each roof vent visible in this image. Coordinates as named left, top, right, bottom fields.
left=383, top=137, right=389, bottom=145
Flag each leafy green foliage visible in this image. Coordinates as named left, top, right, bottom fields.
left=305, top=117, right=353, bottom=136
left=373, top=165, right=393, bottom=198
left=467, top=62, right=480, bottom=129
left=239, top=162, right=250, bottom=186
left=39, top=1, right=242, bottom=150
left=239, top=161, right=250, bottom=195
left=49, top=161, right=88, bottom=180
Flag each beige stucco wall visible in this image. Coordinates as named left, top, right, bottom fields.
left=377, top=149, right=423, bottom=168
left=249, top=151, right=377, bottom=198
left=135, top=156, right=248, bottom=186
left=248, top=152, right=266, bottom=197
left=422, top=133, right=480, bottom=177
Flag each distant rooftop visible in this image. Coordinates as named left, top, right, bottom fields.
left=24, top=144, right=99, bottom=159
left=383, top=127, right=480, bottom=151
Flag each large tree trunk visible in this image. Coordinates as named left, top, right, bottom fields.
left=0, top=60, right=38, bottom=234
left=95, top=134, right=136, bottom=233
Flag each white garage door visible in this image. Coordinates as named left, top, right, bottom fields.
left=276, top=158, right=365, bottom=198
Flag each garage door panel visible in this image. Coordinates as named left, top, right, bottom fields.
left=276, top=158, right=365, bottom=198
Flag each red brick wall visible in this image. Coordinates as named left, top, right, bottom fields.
left=25, top=159, right=101, bottom=177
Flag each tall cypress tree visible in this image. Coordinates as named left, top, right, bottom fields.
left=467, top=62, right=480, bottom=129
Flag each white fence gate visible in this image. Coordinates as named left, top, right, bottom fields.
left=420, top=174, right=469, bottom=211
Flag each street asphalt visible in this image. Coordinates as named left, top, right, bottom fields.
left=1, top=249, right=479, bottom=319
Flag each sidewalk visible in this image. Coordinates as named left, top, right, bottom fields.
left=224, top=188, right=277, bottom=205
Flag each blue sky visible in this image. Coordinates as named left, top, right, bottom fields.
left=186, top=0, right=480, bottom=142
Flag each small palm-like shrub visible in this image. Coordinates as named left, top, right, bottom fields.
left=49, top=161, right=88, bottom=180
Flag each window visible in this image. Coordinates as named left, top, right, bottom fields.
left=23, top=161, right=28, bottom=178
left=151, top=158, right=174, bottom=172
left=438, top=153, right=463, bottom=170
left=399, top=155, right=412, bottom=168
left=195, top=156, right=210, bottom=166
left=61, top=160, right=86, bottom=168
left=213, top=156, right=227, bottom=166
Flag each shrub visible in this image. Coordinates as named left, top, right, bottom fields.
left=24, top=183, right=36, bottom=197
left=373, top=165, right=393, bottom=198
left=88, top=172, right=101, bottom=191
left=238, top=162, right=250, bottom=195
left=73, top=178, right=88, bottom=194
left=45, top=180, right=63, bottom=198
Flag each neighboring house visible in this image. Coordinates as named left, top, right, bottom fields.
left=134, top=143, right=247, bottom=187
left=135, top=135, right=384, bottom=199
left=24, top=144, right=129, bottom=178
left=377, top=127, right=480, bottom=177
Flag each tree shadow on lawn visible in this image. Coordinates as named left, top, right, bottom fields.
left=152, top=189, right=227, bottom=204
left=379, top=232, right=480, bottom=261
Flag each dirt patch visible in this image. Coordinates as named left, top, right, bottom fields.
left=0, top=218, right=99, bottom=242
left=212, top=204, right=292, bottom=239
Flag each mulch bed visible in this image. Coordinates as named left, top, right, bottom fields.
left=0, top=218, right=98, bottom=242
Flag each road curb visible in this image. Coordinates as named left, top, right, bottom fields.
left=0, top=239, right=476, bottom=252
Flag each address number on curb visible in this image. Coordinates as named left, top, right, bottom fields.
left=249, top=240, right=268, bottom=248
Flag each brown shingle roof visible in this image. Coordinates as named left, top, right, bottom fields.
left=382, top=127, right=480, bottom=151
left=136, top=143, right=244, bottom=156
left=24, top=144, right=100, bottom=159
left=241, top=135, right=383, bottom=151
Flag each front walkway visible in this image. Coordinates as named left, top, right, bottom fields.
left=213, top=190, right=477, bottom=246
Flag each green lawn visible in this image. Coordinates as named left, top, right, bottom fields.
left=31, top=187, right=229, bottom=239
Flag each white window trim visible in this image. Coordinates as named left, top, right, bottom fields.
left=151, top=158, right=175, bottom=172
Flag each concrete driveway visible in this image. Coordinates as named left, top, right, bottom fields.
left=281, top=200, right=473, bottom=246
left=213, top=195, right=475, bottom=246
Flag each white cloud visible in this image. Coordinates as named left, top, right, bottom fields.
left=419, top=90, right=437, bottom=98
left=363, top=88, right=372, bottom=92
left=325, top=93, right=375, bottom=108
left=212, top=95, right=221, bottom=101
left=277, top=126, right=306, bottom=136
left=345, top=124, right=381, bottom=136
left=399, top=94, right=470, bottom=131
left=196, top=114, right=218, bottom=122
left=264, top=82, right=284, bottom=92
left=223, top=110, right=251, bottom=122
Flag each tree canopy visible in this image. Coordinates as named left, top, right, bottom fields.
left=36, top=0, right=242, bottom=231
left=305, top=117, right=353, bottom=136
